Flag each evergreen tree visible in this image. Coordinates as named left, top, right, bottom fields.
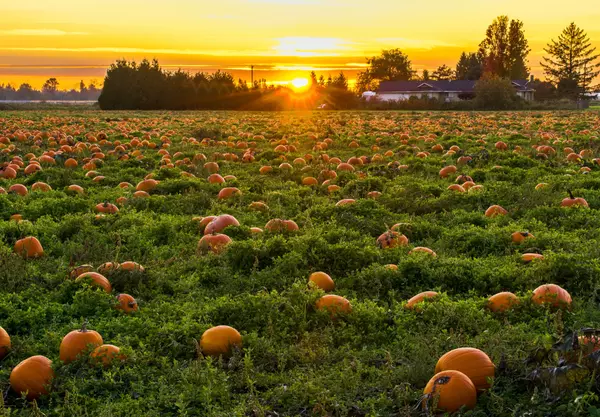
left=541, top=22, right=600, bottom=98
left=456, top=52, right=483, bottom=80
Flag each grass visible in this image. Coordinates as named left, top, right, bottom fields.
left=1, top=110, right=600, bottom=416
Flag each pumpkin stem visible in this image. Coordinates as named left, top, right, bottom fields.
left=80, top=319, right=89, bottom=333
left=568, top=189, right=574, bottom=200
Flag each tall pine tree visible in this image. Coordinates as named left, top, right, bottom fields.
left=541, top=22, right=600, bottom=98
left=456, top=52, right=483, bottom=80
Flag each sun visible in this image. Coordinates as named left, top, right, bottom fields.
left=290, top=77, right=309, bottom=90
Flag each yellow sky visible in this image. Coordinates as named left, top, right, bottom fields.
left=1, top=0, right=599, bottom=89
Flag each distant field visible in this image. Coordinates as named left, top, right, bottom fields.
left=1, top=110, right=600, bottom=416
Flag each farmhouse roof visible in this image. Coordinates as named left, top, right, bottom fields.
left=377, top=79, right=533, bottom=93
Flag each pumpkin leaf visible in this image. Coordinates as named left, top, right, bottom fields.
left=529, top=364, right=590, bottom=395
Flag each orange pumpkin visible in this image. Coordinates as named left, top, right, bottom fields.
left=10, top=356, right=54, bottom=400
left=9, top=184, right=28, bottom=196
left=435, top=348, right=495, bottom=391
left=198, top=234, right=232, bottom=254
left=485, top=205, right=508, bottom=217
left=0, top=327, right=11, bottom=359
left=532, top=284, right=572, bottom=308
left=204, top=214, right=240, bottom=235
left=75, top=272, right=112, bottom=293
left=308, top=272, right=335, bottom=291
left=200, top=325, right=242, bottom=357
left=409, top=247, right=437, bottom=257
left=439, top=165, right=457, bottom=178
left=315, top=295, right=352, bottom=316
left=335, top=198, right=356, bottom=206
left=14, top=236, right=44, bottom=258
left=116, top=294, right=139, bottom=313
left=376, top=231, right=409, bottom=249
left=119, top=261, right=144, bottom=272
left=90, top=344, right=124, bottom=367
left=522, top=253, right=544, bottom=262
left=136, top=179, right=158, bottom=192
left=97, top=262, right=119, bottom=274
left=264, top=219, right=299, bottom=232
left=561, top=190, right=589, bottom=208
left=487, top=292, right=519, bottom=313
left=95, top=202, right=119, bottom=214
left=511, top=231, right=534, bottom=244
left=217, top=187, right=241, bottom=200
left=423, top=370, right=477, bottom=413
left=405, top=291, right=439, bottom=310
left=70, top=264, right=94, bottom=279
left=59, top=322, right=103, bottom=363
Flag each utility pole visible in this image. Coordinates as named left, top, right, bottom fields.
left=250, top=65, right=254, bottom=86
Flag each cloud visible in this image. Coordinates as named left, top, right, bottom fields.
left=375, top=37, right=457, bottom=50
left=0, top=29, right=88, bottom=36
left=246, top=0, right=320, bottom=4
left=272, top=37, right=354, bottom=56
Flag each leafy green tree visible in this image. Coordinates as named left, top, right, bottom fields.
left=541, top=22, right=600, bottom=99
left=474, top=75, right=520, bottom=109
left=431, top=64, right=454, bottom=81
left=421, top=69, right=430, bottom=81
left=356, top=49, right=416, bottom=92
left=456, top=52, right=483, bottom=80
left=478, top=16, right=530, bottom=79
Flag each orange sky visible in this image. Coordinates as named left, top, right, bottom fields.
left=1, top=0, right=599, bottom=89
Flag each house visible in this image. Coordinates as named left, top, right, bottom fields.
left=376, top=79, right=535, bottom=102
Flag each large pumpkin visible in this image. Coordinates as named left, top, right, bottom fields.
left=435, top=347, right=495, bottom=391
left=14, top=236, right=44, bottom=258
left=60, top=322, right=104, bottom=363
left=423, top=370, right=477, bottom=413
left=10, top=356, right=54, bottom=400
left=200, top=325, right=242, bottom=357
left=532, top=284, right=572, bottom=308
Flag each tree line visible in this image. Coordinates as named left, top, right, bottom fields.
left=97, top=59, right=357, bottom=110
left=356, top=19, right=599, bottom=101
left=0, top=79, right=101, bottom=101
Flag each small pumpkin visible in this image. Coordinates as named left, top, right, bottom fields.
left=264, top=219, right=299, bottom=232
left=487, top=292, right=519, bottom=313
left=511, top=231, right=534, bottom=244
left=315, top=295, right=352, bottom=316
left=198, top=234, right=232, bottom=255
left=90, top=344, right=125, bottom=367
left=423, top=370, right=477, bottom=413
left=119, top=261, right=144, bottom=272
left=0, top=326, right=11, bottom=359
left=200, top=325, right=242, bottom=357
left=70, top=264, right=94, bottom=279
left=409, top=247, right=437, bottom=257
left=376, top=231, right=408, bottom=249
left=435, top=347, right=495, bottom=391
left=308, top=272, right=335, bottom=291
left=522, top=253, right=544, bottom=262
left=405, top=291, right=439, bottom=310
left=95, top=202, right=119, bottom=214
left=116, top=294, right=139, bottom=313
left=60, top=321, right=103, bottom=363
left=10, top=356, right=54, bottom=400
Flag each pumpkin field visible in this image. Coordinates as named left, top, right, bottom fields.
left=2, top=110, right=600, bottom=416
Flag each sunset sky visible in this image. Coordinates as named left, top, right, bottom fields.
left=1, top=0, right=599, bottom=89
